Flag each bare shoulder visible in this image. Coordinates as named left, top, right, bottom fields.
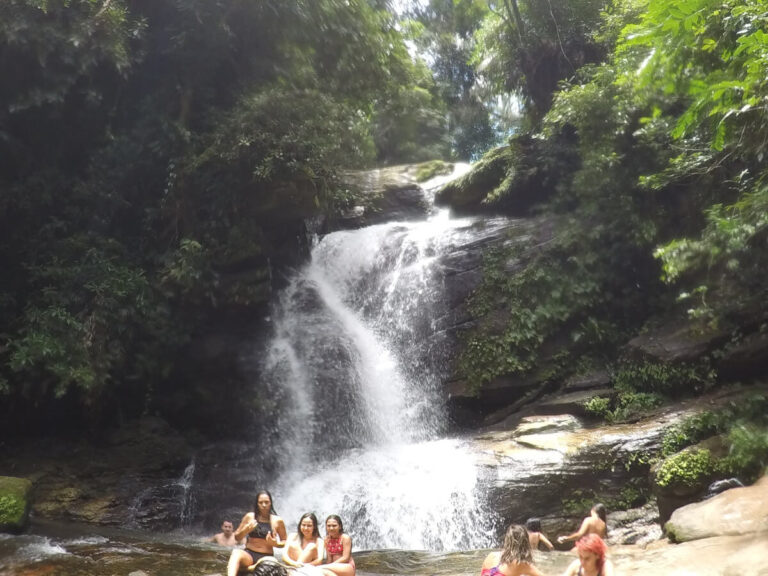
left=481, top=551, right=500, bottom=570
left=561, top=559, right=580, bottom=576
left=342, top=533, right=352, bottom=544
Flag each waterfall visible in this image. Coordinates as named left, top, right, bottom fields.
left=257, top=167, right=500, bottom=551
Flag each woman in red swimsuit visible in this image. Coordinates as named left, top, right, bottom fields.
left=321, top=515, right=355, bottom=576
left=480, top=524, right=544, bottom=576
left=561, top=534, right=614, bottom=576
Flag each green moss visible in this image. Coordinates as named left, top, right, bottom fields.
left=434, top=145, right=513, bottom=209
left=0, top=476, right=32, bottom=531
left=413, top=160, right=454, bottom=182
left=655, top=449, right=717, bottom=489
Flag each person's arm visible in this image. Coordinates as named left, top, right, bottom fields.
left=235, top=513, right=255, bottom=542
left=266, top=515, right=287, bottom=547
left=307, top=538, right=325, bottom=566
left=558, top=517, right=591, bottom=544
left=282, top=534, right=303, bottom=567
left=539, top=533, right=554, bottom=550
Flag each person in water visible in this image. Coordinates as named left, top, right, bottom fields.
left=282, top=512, right=324, bottom=568
left=480, top=524, right=545, bottom=576
left=558, top=503, right=607, bottom=545
left=561, top=534, right=614, bottom=576
left=525, top=518, right=554, bottom=551
left=320, top=515, right=355, bottom=576
left=227, top=490, right=287, bottom=576
left=211, top=519, right=243, bottom=547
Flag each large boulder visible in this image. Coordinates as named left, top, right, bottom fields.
left=664, top=475, right=768, bottom=542
left=332, top=164, right=433, bottom=230
left=625, top=319, right=729, bottom=364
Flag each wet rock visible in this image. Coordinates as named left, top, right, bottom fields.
left=530, top=388, right=617, bottom=418
left=333, top=165, right=431, bottom=230
left=0, top=476, right=32, bottom=534
left=625, top=319, right=729, bottom=363
left=716, top=330, right=768, bottom=381
left=665, top=475, right=768, bottom=542
left=608, top=501, right=662, bottom=546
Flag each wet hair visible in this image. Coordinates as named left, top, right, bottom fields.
left=254, top=490, right=277, bottom=516
left=525, top=518, right=541, bottom=533
left=591, top=503, right=607, bottom=523
left=325, top=514, right=344, bottom=534
left=252, top=559, right=288, bottom=576
left=298, top=512, right=320, bottom=543
left=575, top=534, right=607, bottom=572
left=499, top=524, right=533, bottom=565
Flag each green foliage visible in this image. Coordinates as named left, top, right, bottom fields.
left=585, top=396, right=612, bottom=418
left=614, top=360, right=715, bottom=397
left=662, top=411, right=725, bottom=457
left=724, top=424, right=768, bottom=479
left=655, top=448, right=717, bottom=488
left=0, top=0, right=442, bottom=433
left=0, top=495, right=25, bottom=525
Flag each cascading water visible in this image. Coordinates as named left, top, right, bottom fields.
left=258, top=167, right=504, bottom=551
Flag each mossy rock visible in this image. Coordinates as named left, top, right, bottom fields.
left=0, top=476, right=32, bottom=534
left=412, top=160, right=454, bottom=182
left=434, top=145, right=513, bottom=211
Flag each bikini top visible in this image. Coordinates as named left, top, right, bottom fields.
left=249, top=519, right=272, bottom=540
left=481, top=566, right=501, bottom=576
left=325, top=536, right=344, bottom=555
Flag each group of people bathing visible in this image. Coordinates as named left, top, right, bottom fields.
left=213, top=491, right=612, bottom=576
left=211, top=490, right=354, bottom=576
left=485, top=504, right=613, bottom=576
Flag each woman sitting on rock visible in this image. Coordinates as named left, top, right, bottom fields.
left=227, top=490, right=287, bottom=576
left=321, top=514, right=355, bottom=576
left=558, top=503, right=607, bottom=545
left=480, top=524, right=544, bottom=576
left=561, top=534, right=614, bottom=576
left=282, top=512, right=324, bottom=568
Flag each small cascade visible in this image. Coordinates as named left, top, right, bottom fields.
left=177, top=460, right=197, bottom=528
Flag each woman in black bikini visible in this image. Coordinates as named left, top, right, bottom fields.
left=227, top=490, right=287, bottom=576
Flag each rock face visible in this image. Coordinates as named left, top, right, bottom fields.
left=0, top=417, right=194, bottom=530
left=0, top=476, right=32, bottom=534
left=665, top=475, right=768, bottom=542
left=332, top=165, right=433, bottom=230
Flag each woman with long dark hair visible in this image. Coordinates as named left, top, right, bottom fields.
left=480, top=524, right=544, bottom=576
left=558, top=503, right=607, bottom=545
left=282, top=512, right=324, bottom=568
left=320, top=515, right=355, bottom=576
left=227, top=490, right=287, bottom=576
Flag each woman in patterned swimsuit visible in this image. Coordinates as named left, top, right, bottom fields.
left=480, top=524, right=544, bottom=576
left=321, top=515, right=355, bottom=576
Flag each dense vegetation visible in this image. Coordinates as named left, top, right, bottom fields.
left=0, top=0, right=451, bottom=435
left=1, top=0, right=767, bottom=459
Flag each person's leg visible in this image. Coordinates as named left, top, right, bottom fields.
left=297, top=543, right=318, bottom=563
left=228, top=549, right=253, bottom=576
left=322, top=562, right=355, bottom=576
